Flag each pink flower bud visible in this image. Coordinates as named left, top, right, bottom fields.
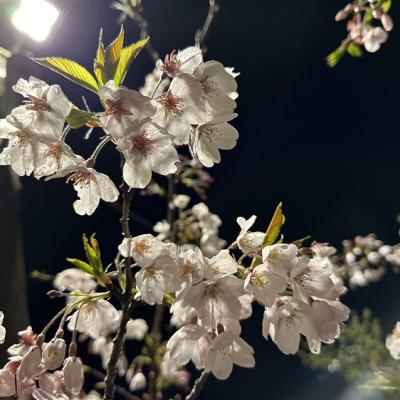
left=381, top=13, right=394, bottom=31
left=372, top=9, right=382, bottom=19
left=335, top=9, right=348, bottom=21
left=63, top=357, right=84, bottom=396
left=17, top=346, right=41, bottom=380
left=129, top=372, right=146, bottom=391
left=42, top=338, right=66, bottom=370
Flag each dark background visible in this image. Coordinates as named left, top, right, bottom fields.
left=2, top=0, right=400, bottom=398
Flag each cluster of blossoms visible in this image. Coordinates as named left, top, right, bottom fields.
left=328, top=234, right=400, bottom=289
left=154, top=198, right=226, bottom=258
left=327, top=0, right=393, bottom=66
left=0, top=18, right=351, bottom=399
left=0, top=44, right=238, bottom=216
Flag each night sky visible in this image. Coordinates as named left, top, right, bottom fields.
left=2, top=0, right=400, bottom=398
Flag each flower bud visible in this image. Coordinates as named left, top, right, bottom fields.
left=173, top=194, right=191, bottom=209
left=63, top=357, right=84, bottom=396
left=42, top=338, right=66, bottom=370
left=17, top=346, right=41, bottom=380
left=381, top=13, right=394, bottom=31
left=335, top=9, right=348, bottom=21
left=129, top=371, right=146, bottom=391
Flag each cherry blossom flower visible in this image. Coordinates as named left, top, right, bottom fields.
left=12, top=76, right=71, bottom=137
left=99, top=80, right=155, bottom=137
left=140, top=67, right=170, bottom=98
left=205, top=331, right=255, bottom=380
left=49, top=160, right=119, bottom=216
left=386, top=322, right=400, bottom=360
left=192, top=113, right=238, bottom=168
left=8, top=326, right=36, bottom=356
left=262, top=243, right=299, bottom=276
left=167, top=324, right=211, bottom=368
left=67, top=299, right=120, bottom=338
left=244, top=264, right=287, bottom=307
left=177, top=247, right=206, bottom=286
left=289, top=256, right=334, bottom=302
left=363, top=26, right=388, bottom=53
left=0, top=366, right=17, bottom=397
left=235, top=215, right=265, bottom=254
left=116, top=118, right=179, bottom=188
left=17, top=345, right=42, bottom=381
left=159, top=351, right=191, bottom=388
left=53, top=268, right=96, bottom=293
left=194, top=61, right=237, bottom=114
left=263, top=297, right=321, bottom=355
left=125, top=319, right=148, bottom=341
left=153, top=73, right=205, bottom=145
left=157, top=47, right=203, bottom=78
left=0, top=113, right=41, bottom=176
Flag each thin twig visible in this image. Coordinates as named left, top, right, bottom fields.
left=195, top=0, right=219, bottom=51
left=126, top=5, right=159, bottom=63
left=85, top=365, right=141, bottom=400
left=103, top=164, right=135, bottom=400
left=185, top=371, right=211, bottom=400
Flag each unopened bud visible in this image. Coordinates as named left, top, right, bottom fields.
left=129, top=372, right=146, bottom=391
left=372, top=9, right=382, bottom=19
left=63, top=357, right=84, bottom=396
left=335, top=9, right=348, bottom=21
left=42, top=338, right=66, bottom=370
left=381, top=13, right=394, bottom=31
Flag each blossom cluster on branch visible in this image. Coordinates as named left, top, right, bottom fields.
left=0, top=7, right=350, bottom=400
left=327, top=0, right=393, bottom=67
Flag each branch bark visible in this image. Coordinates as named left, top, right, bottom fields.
left=185, top=371, right=211, bottom=400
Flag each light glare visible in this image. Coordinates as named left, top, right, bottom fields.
left=12, top=0, right=59, bottom=42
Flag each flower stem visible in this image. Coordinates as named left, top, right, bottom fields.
left=185, top=371, right=211, bottom=400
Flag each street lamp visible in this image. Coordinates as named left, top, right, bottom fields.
left=11, top=0, right=59, bottom=42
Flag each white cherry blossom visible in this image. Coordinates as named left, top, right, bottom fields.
left=167, top=324, right=211, bottom=368
left=263, top=297, right=321, bottom=355
left=53, top=268, right=96, bottom=293
left=205, top=331, right=255, bottom=380
left=235, top=215, right=265, bottom=254
left=157, top=46, right=203, bottom=78
left=192, top=113, right=238, bottom=168
left=67, top=299, right=120, bottom=338
left=125, top=319, right=148, bottom=341
left=99, top=81, right=155, bottom=137
left=12, top=76, right=71, bottom=137
left=116, top=118, right=179, bottom=188
left=49, top=160, right=119, bottom=216
left=262, top=243, right=299, bottom=276
left=363, top=27, right=388, bottom=53
left=153, top=73, right=205, bottom=145
left=194, top=60, right=237, bottom=114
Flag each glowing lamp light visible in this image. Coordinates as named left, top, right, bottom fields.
left=12, top=0, right=59, bottom=42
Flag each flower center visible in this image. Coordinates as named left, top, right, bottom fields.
left=26, top=95, right=47, bottom=113
left=68, top=172, right=91, bottom=187
left=159, top=90, right=183, bottom=115
left=162, top=51, right=181, bottom=77
left=132, top=131, right=153, bottom=155
left=133, top=239, right=151, bottom=254
left=105, top=99, right=132, bottom=118
left=45, top=143, right=63, bottom=169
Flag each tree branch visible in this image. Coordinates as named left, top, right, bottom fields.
left=195, top=0, right=219, bottom=51
left=185, top=371, right=211, bottom=400
left=103, top=178, right=135, bottom=400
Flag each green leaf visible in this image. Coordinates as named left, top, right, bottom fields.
left=94, top=29, right=106, bottom=86
left=382, top=0, right=392, bottom=13
left=103, top=25, right=125, bottom=83
left=32, top=57, right=99, bottom=93
left=347, top=42, right=363, bottom=58
left=82, top=234, right=103, bottom=274
left=114, top=37, right=149, bottom=85
left=66, top=108, right=100, bottom=129
left=326, top=46, right=347, bottom=68
left=262, top=202, right=285, bottom=247
left=364, top=8, right=373, bottom=23
left=66, top=258, right=94, bottom=274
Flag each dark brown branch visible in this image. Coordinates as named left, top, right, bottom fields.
left=103, top=179, right=135, bottom=400
left=195, top=0, right=219, bottom=51
left=185, top=371, right=211, bottom=400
